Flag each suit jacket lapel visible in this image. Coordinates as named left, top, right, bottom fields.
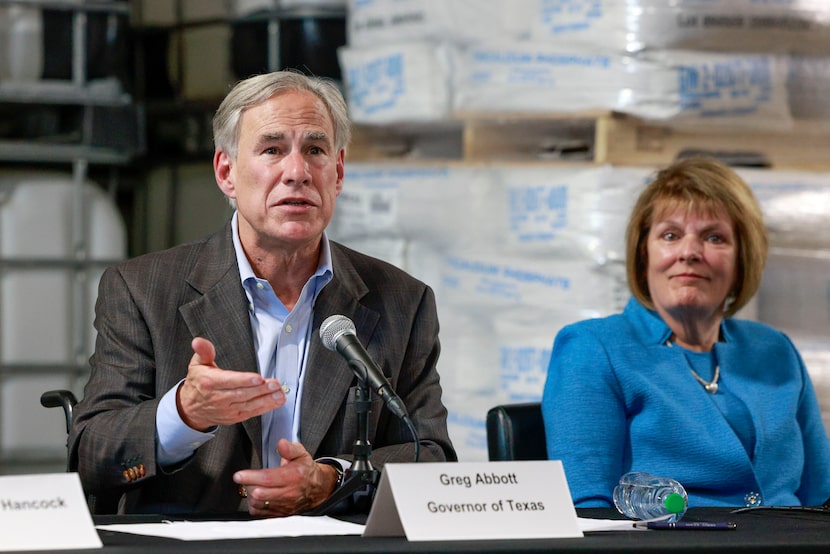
left=300, top=243, right=379, bottom=457
left=172, top=234, right=381, bottom=463
left=178, top=223, right=263, bottom=467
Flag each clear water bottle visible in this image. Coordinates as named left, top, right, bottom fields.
left=613, top=471, right=688, bottom=522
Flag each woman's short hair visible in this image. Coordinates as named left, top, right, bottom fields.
left=624, top=156, right=768, bottom=317
left=212, top=70, right=351, bottom=160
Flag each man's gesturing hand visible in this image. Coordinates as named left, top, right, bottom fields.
left=177, top=337, right=285, bottom=431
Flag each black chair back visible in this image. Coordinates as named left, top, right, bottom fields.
left=486, top=402, right=547, bottom=461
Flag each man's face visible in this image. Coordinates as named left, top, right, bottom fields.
left=215, top=89, right=344, bottom=253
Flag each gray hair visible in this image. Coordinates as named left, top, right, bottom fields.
left=212, top=71, right=351, bottom=160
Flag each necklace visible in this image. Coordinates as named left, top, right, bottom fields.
left=665, top=340, right=720, bottom=394
left=690, top=365, right=720, bottom=394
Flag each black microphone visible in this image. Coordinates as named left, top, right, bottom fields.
left=320, top=315, right=409, bottom=421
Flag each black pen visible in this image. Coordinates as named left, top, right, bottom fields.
left=641, top=521, right=737, bottom=530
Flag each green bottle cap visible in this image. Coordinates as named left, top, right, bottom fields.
left=663, top=493, right=686, bottom=514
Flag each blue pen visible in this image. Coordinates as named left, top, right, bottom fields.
left=644, top=521, right=737, bottom=530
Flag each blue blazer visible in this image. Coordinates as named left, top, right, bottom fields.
left=542, top=298, right=830, bottom=508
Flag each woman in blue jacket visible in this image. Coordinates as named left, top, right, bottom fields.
left=542, top=157, right=830, bottom=508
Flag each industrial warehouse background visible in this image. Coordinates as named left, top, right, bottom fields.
left=1, top=0, right=829, bottom=473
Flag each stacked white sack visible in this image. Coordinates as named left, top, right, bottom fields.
left=452, top=43, right=792, bottom=130
left=528, top=0, right=830, bottom=55
left=345, top=0, right=531, bottom=48
left=337, top=42, right=452, bottom=124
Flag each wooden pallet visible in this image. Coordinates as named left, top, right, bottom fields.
left=598, top=115, right=830, bottom=171
left=348, top=112, right=830, bottom=171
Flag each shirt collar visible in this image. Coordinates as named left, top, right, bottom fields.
left=625, top=296, right=730, bottom=346
left=230, top=211, right=333, bottom=294
left=625, top=297, right=675, bottom=346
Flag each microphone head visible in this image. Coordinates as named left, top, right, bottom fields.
left=320, top=314, right=357, bottom=351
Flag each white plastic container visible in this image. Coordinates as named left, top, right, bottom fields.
left=0, top=171, right=125, bottom=262
left=0, top=170, right=125, bottom=363
left=0, top=4, right=43, bottom=82
left=0, top=170, right=126, bottom=454
left=1, top=373, right=74, bottom=456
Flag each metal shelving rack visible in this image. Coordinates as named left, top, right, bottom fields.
left=0, top=0, right=139, bottom=474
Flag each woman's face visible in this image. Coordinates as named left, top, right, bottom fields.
left=645, top=204, right=738, bottom=321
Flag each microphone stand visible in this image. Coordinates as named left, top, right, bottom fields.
left=306, top=363, right=380, bottom=516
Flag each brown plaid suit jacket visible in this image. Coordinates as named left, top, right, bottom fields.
left=69, top=221, right=455, bottom=514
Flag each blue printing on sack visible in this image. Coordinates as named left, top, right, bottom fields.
left=347, top=53, right=405, bottom=115
left=509, top=184, right=569, bottom=241
left=538, top=0, right=605, bottom=35
left=677, top=57, right=774, bottom=118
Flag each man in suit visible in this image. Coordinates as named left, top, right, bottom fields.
left=69, top=71, right=456, bottom=517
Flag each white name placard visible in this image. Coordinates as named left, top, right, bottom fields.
left=0, top=473, right=102, bottom=551
left=364, top=460, right=582, bottom=541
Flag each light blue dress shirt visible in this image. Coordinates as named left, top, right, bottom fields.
left=155, top=212, right=332, bottom=467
